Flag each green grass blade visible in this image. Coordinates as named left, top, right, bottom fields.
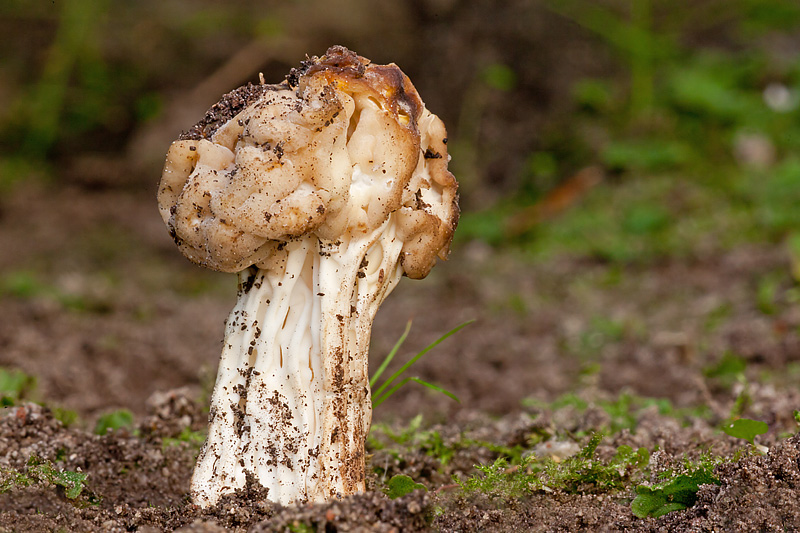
left=409, top=377, right=460, bottom=403
left=372, top=319, right=474, bottom=402
left=370, top=320, right=412, bottom=388
left=373, top=375, right=462, bottom=408
left=372, top=377, right=413, bottom=409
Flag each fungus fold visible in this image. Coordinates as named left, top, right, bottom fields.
left=157, top=46, right=458, bottom=507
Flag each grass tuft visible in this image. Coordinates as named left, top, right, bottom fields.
left=371, top=320, right=472, bottom=409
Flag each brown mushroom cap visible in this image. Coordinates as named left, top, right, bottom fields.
left=158, top=46, right=458, bottom=277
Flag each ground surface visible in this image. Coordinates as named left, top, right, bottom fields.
left=1, top=183, right=799, bottom=532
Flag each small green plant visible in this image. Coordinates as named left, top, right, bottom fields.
left=51, top=407, right=80, bottom=428
left=539, top=434, right=649, bottom=493
left=631, top=459, right=721, bottom=518
left=703, top=352, right=747, bottom=386
left=369, top=415, right=459, bottom=466
left=94, top=409, right=134, bottom=435
left=0, top=468, right=30, bottom=494
left=28, top=458, right=88, bottom=500
left=371, top=413, right=425, bottom=447
left=458, top=455, right=538, bottom=497
left=0, top=456, right=89, bottom=501
left=370, top=320, right=472, bottom=409
left=0, top=367, right=37, bottom=406
left=385, top=474, right=427, bottom=499
left=162, top=427, right=206, bottom=449
left=287, top=522, right=315, bottom=533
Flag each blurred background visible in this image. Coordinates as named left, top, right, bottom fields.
left=2, top=0, right=800, bottom=421
left=3, top=0, right=800, bottom=245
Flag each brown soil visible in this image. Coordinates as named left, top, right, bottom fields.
left=1, top=184, right=800, bottom=531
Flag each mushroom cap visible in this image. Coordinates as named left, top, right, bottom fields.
left=158, top=46, right=458, bottom=278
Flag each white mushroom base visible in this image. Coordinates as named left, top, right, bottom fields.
left=191, top=223, right=403, bottom=507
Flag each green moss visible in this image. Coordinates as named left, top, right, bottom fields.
left=1, top=456, right=92, bottom=502
left=457, top=434, right=649, bottom=498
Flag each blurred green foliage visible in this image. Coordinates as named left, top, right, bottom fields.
left=0, top=367, right=78, bottom=427
left=2, top=0, right=113, bottom=186
left=703, top=352, right=747, bottom=389
left=523, top=391, right=712, bottom=435
left=0, top=269, right=110, bottom=313
left=94, top=408, right=134, bottom=435
left=458, top=0, right=800, bottom=264
left=162, top=427, right=206, bottom=450
left=0, top=0, right=279, bottom=189
left=3, top=0, right=800, bottom=269
left=0, top=367, right=37, bottom=406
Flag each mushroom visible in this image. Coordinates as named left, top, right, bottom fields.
left=157, top=46, right=458, bottom=507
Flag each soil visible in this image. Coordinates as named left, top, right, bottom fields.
left=1, top=182, right=799, bottom=532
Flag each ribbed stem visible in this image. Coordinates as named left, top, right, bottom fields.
left=191, top=218, right=403, bottom=507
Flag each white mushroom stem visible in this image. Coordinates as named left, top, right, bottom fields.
left=191, top=218, right=404, bottom=507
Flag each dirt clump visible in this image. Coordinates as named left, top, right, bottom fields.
left=663, top=433, right=800, bottom=532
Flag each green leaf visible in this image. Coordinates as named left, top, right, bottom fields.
left=576, top=432, right=603, bottom=460
left=25, top=456, right=89, bottom=500
left=722, top=418, right=769, bottom=444
left=652, top=502, right=689, bottom=518
left=385, top=474, right=426, bottom=499
left=51, top=469, right=89, bottom=499
left=94, top=409, right=134, bottom=435
left=632, top=467, right=720, bottom=518
left=631, top=486, right=678, bottom=518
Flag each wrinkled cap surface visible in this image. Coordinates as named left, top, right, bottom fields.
left=158, top=46, right=458, bottom=278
